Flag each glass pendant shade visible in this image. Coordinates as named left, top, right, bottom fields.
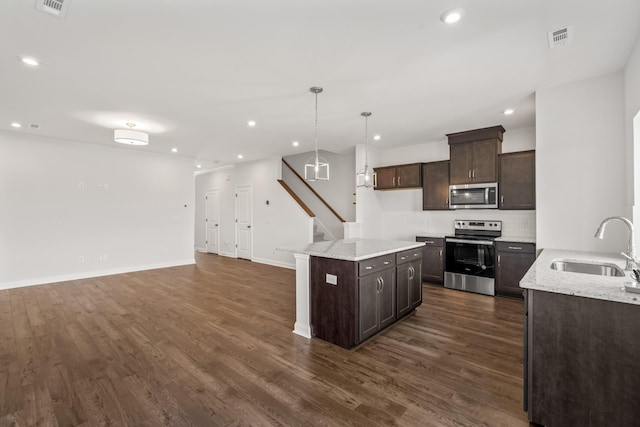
left=304, top=87, right=329, bottom=181
left=356, top=112, right=375, bottom=188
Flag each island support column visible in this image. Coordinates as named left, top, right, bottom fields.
left=293, top=253, right=312, bottom=338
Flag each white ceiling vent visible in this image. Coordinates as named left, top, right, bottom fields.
left=35, top=0, right=72, bottom=19
left=548, top=26, right=574, bottom=48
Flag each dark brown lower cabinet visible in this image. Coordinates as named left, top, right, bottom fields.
left=526, top=290, right=640, bottom=426
left=416, top=237, right=444, bottom=285
left=396, top=249, right=423, bottom=318
left=310, top=248, right=423, bottom=349
left=495, top=241, right=535, bottom=297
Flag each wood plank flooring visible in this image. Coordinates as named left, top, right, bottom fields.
left=0, top=253, right=530, bottom=426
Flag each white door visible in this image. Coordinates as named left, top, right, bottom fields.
left=206, top=189, right=220, bottom=254
left=235, top=185, right=252, bottom=260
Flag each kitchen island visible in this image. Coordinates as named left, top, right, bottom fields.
left=520, top=249, right=640, bottom=426
left=280, top=239, right=425, bottom=348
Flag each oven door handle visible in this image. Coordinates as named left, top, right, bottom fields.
left=446, top=238, right=494, bottom=246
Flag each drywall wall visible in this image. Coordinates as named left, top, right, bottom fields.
left=625, top=35, right=640, bottom=249
left=194, top=156, right=312, bottom=269
left=283, top=149, right=356, bottom=223
left=355, top=126, right=537, bottom=241
left=0, top=131, right=195, bottom=289
left=536, top=71, right=627, bottom=253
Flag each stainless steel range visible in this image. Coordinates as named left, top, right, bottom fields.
left=444, top=220, right=502, bottom=296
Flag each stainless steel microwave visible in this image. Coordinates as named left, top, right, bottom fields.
left=449, top=182, right=498, bottom=209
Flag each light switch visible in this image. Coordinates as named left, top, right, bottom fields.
left=326, top=274, right=337, bottom=285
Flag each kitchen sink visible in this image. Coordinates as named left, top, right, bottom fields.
left=550, top=260, right=625, bottom=277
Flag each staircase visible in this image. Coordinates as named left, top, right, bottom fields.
left=313, top=223, right=325, bottom=242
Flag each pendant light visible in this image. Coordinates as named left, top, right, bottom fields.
left=356, top=112, right=374, bottom=187
left=304, top=87, right=329, bottom=181
left=114, top=122, right=149, bottom=146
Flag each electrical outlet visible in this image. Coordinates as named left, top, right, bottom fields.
left=79, top=256, right=85, bottom=264
left=77, top=182, right=85, bottom=190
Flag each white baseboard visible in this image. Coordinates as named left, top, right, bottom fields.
left=195, top=246, right=207, bottom=253
left=218, top=251, right=237, bottom=258
left=0, top=259, right=196, bottom=291
left=252, top=257, right=295, bottom=270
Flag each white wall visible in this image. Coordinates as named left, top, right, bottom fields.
left=536, top=71, right=628, bottom=253
left=0, top=131, right=195, bottom=289
left=356, top=126, right=537, bottom=241
left=283, top=149, right=356, bottom=222
left=626, top=35, right=640, bottom=249
left=194, top=157, right=312, bottom=269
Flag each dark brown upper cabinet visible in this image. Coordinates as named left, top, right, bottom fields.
left=374, top=163, right=422, bottom=190
left=422, top=161, right=450, bottom=210
left=499, top=150, right=536, bottom=210
left=447, top=125, right=504, bottom=185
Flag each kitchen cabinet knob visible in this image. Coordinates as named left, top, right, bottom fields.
left=383, top=261, right=390, bottom=265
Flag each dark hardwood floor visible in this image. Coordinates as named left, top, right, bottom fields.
left=0, top=253, right=529, bottom=426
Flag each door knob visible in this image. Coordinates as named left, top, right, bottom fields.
left=247, top=225, right=251, bottom=229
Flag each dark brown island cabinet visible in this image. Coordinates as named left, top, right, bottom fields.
left=373, top=163, right=422, bottom=190
left=415, top=237, right=444, bottom=285
left=422, top=161, right=450, bottom=210
left=447, top=125, right=504, bottom=185
left=525, top=290, right=640, bottom=426
left=499, top=150, right=536, bottom=210
left=310, top=247, right=423, bottom=349
left=495, top=241, right=535, bottom=297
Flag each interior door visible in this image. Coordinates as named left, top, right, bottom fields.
left=235, top=185, right=252, bottom=260
left=205, top=189, right=219, bottom=254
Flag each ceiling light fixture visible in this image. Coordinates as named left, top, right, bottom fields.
left=196, top=164, right=202, bottom=169
left=171, top=148, right=178, bottom=153
left=237, top=154, right=244, bottom=159
left=114, top=122, right=149, bottom=146
left=304, top=87, right=329, bottom=181
left=247, top=120, right=256, bottom=127
left=20, top=56, right=40, bottom=67
left=356, top=112, right=375, bottom=188
left=11, top=122, right=22, bottom=128
left=440, top=8, right=465, bottom=24
left=373, top=135, right=381, bottom=141
left=292, top=141, right=300, bottom=147
left=503, top=108, right=515, bottom=115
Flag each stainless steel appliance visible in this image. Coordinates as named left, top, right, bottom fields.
left=449, top=182, right=498, bottom=209
left=444, top=220, right=502, bottom=296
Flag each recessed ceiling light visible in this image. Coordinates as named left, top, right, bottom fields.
left=11, top=122, right=22, bottom=128
left=171, top=148, right=178, bottom=153
left=237, top=154, right=244, bottom=159
left=20, top=56, right=40, bottom=67
left=196, top=164, right=202, bottom=169
left=247, top=120, right=256, bottom=127
left=503, top=108, right=515, bottom=115
left=292, top=141, right=300, bottom=147
left=440, top=8, right=465, bottom=24
left=373, top=135, right=381, bottom=141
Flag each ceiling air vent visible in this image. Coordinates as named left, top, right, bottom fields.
left=35, top=0, right=72, bottom=19
left=548, top=26, right=574, bottom=48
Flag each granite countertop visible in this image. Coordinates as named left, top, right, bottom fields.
left=520, top=248, right=640, bottom=305
left=278, top=238, right=425, bottom=261
left=495, top=236, right=537, bottom=244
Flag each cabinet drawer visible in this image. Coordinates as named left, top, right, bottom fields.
left=358, top=254, right=395, bottom=276
left=496, top=241, right=536, bottom=254
left=416, top=236, right=444, bottom=247
left=396, top=248, right=423, bottom=265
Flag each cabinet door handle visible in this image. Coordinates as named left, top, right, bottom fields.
left=408, top=266, right=414, bottom=280
left=508, top=246, right=523, bottom=250
left=439, top=249, right=443, bottom=260
left=497, top=254, right=501, bottom=266
left=366, top=265, right=375, bottom=270
left=373, top=172, right=378, bottom=187
left=380, top=277, right=384, bottom=292
left=468, top=170, right=471, bottom=179
left=501, top=195, right=504, bottom=206
left=393, top=177, right=396, bottom=186
left=400, top=256, right=408, bottom=260
left=472, top=169, right=475, bottom=179
left=413, top=253, right=420, bottom=257
left=376, top=277, right=382, bottom=292
left=383, top=261, right=391, bottom=265
left=425, top=240, right=434, bottom=244
left=446, top=198, right=449, bottom=206
left=398, top=176, right=401, bottom=186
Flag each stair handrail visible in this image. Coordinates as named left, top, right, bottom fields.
left=282, top=158, right=346, bottom=223
left=277, top=180, right=315, bottom=217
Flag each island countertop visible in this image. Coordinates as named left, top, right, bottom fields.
left=279, top=238, right=425, bottom=262
left=520, top=248, right=640, bottom=305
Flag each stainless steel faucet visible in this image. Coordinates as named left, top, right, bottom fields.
left=594, top=216, right=637, bottom=270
